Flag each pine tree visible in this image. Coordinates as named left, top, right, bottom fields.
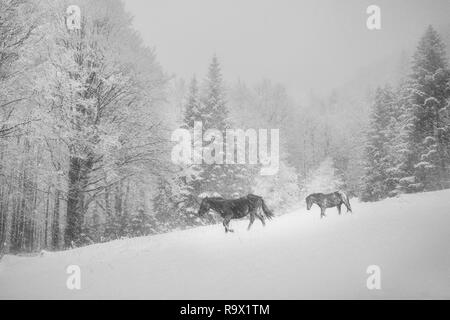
left=179, top=77, right=206, bottom=221
left=179, top=56, right=252, bottom=221
left=408, top=26, right=450, bottom=190
left=183, top=76, right=203, bottom=128
left=202, top=56, right=228, bottom=131
left=153, top=177, right=192, bottom=231
left=361, top=86, right=396, bottom=201
left=199, top=56, right=230, bottom=197
left=199, top=56, right=251, bottom=198
left=389, top=79, right=419, bottom=194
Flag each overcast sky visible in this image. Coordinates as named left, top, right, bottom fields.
left=123, top=0, right=450, bottom=99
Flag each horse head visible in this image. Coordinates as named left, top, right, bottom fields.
left=305, top=195, right=313, bottom=210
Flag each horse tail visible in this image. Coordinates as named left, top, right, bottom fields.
left=260, top=199, right=274, bottom=219
left=338, top=191, right=352, bottom=212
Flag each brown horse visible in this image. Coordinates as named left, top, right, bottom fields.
left=197, top=194, right=274, bottom=232
left=305, top=191, right=352, bottom=218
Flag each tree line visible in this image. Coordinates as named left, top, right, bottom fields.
left=0, top=0, right=167, bottom=253
left=1, top=1, right=448, bottom=255
left=362, top=26, right=450, bottom=201
left=0, top=0, right=300, bottom=253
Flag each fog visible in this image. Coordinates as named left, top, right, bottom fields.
left=123, top=0, right=450, bottom=99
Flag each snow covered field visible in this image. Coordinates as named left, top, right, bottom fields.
left=1, top=190, right=449, bottom=299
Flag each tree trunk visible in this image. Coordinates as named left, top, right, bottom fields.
left=64, top=155, right=93, bottom=248
left=52, top=190, right=60, bottom=250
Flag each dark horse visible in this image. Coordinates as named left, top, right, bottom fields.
left=305, top=191, right=352, bottom=218
left=198, top=194, right=274, bottom=232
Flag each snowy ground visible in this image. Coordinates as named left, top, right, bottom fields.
left=1, top=190, right=450, bottom=299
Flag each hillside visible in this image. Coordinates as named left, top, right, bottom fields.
left=1, top=190, right=450, bottom=299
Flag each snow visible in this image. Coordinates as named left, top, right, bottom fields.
left=1, top=190, right=450, bottom=299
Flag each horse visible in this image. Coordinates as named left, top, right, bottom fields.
left=197, top=194, right=274, bottom=233
left=305, top=191, right=352, bottom=218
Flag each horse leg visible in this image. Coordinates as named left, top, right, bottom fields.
left=223, top=219, right=229, bottom=233
left=337, top=204, right=342, bottom=215
left=247, top=212, right=256, bottom=231
left=346, top=202, right=352, bottom=213
left=223, top=215, right=233, bottom=233
left=223, top=219, right=233, bottom=232
left=223, top=213, right=234, bottom=233
left=226, top=219, right=234, bottom=233
left=320, top=207, right=326, bottom=219
left=256, top=211, right=266, bottom=226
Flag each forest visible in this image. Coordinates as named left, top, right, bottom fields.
left=0, top=0, right=449, bottom=254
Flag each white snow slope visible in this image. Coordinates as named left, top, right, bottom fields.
left=1, top=190, right=449, bottom=299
